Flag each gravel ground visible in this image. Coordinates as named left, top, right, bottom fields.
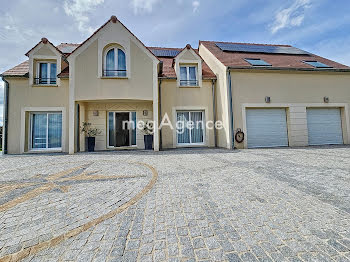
left=0, top=147, right=349, bottom=262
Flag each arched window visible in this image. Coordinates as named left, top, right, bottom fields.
left=104, top=46, right=126, bottom=77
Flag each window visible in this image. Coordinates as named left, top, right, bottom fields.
left=104, top=47, right=127, bottom=77
left=35, top=62, right=57, bottom=85
left=303, top=61, right=332, bottom=68
left=177, top=111, right=204, bottom=145
left=245, top=58, right=271, bottom=66
left=180, top=66, right=198, bottom=86
left=31, top=112, right=62, bottom=150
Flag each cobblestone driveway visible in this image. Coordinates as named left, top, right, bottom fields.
left=0, top=147, right=350, bottom=262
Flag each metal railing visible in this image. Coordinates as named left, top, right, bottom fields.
left=180, top=80, right=199, bottom=86
left=103, top=70, right=127, bottom=77
left=34, top=78, right=57, bottom=85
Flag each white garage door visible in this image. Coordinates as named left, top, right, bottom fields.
left=307, top=108, right=343, bottom=145
left=246, top=109, right=288, bottom=148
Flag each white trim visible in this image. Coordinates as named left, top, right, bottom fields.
left=35, top=61, right=57, bottom=86
left=103, top=45, right=127, bottom=78
left=172, top=106, right=209, bottom=147
left=175, top=48, right=203, bottom=87
left=175, top=110, right=206, bottom=146
left=179, top=65, right=198, bottom=87
left=241, top=103, right=350, bottom=149
left=68, top=20, right=158, bottom=64
left=29, top=112, right=63, bottom=151
left=20, top=107, right=66, bottom=154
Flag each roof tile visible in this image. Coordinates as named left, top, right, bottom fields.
left=200, top=41, right=350, bottom=70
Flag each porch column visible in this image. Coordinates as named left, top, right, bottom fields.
left=79, top=102, right=86, bottom=152
left=153, top=63, right=159, bottom=151
left=68, top=60, right=75, bottom=154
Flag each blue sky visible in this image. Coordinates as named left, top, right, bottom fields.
left=1, top=0, right=350, bottom=126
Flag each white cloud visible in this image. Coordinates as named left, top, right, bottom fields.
left=63, top=0, right=104, bottom=34
left=270, top=0, right=311, bottom=34
left=192, top=1, right=200, bottom=13
left=131, top=0, right=160, bottom=14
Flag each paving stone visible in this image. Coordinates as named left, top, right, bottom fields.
left=1, top=148, right=349, bottom=262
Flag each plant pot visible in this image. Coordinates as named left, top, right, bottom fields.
left=87, top=137, right=96, bottom=152
left=144, top=134, right=153, bottom=150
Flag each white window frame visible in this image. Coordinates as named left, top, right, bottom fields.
left=107, top=111, right=137, bottom=149
left=29, top=112, right=63, bottom=151
left=179, top=65, right=198, bottom=86
left=35, top=62, right=57, bottom=85
left=176, top=110, right=205, bottom=146
left=103, top=46, right=127, bottom=77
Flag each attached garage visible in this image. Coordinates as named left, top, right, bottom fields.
left=246, top=108, right=289, bottom=148
left=307, top=108, right=343, bottom=145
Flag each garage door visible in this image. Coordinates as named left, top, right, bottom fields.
left=246, top=109, right=288, bottom=148
left=307, top=108, right=343, bottom=145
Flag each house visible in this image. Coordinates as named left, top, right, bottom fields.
left=1, top=16, right=350, bottom=154
left=199, top=41, right=350, bottom=149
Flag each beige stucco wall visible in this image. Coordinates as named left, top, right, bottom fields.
left=79, top=101, right=153, bottom=151
left=230, top=70, right=350, bottom=149
left=5, top=78, right=69, bottom=154
left=199, top=44, right=231, bottom=149
left=74, top=39, right=154, bottom=101
left=160, top=80, right=215, bottom=149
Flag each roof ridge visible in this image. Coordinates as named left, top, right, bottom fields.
left=58, top=43, right=80, bottom=45
left=148, top=46, right=183, bottom=50
left=201, top=40, right=291, bottom=47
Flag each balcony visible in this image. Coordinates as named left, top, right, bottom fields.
left=103, top=70, right=127, bottom=77
left=34, top=78, right=57, bottom=85
left=180, top=80, right=199, bottom=86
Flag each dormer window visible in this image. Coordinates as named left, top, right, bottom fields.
left=180, top=65, right=198, bottom=86
left=35, top=62, right=57, bottom=85
left=104, top=47, right=126, bottom=77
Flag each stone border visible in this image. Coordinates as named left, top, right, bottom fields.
left=0, top=162, right=158, bottom=262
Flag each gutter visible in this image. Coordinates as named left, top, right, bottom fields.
left=211, top=79, right=217, bottom=147
left=227, top=66, right=350, bottom=73
left=2, top=78, right=9, bottom=154
left=227, top=69, right=234, bottom=149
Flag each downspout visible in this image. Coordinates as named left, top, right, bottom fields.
left=211, top=79, right=217, bottom=147
left=158, top=79, right=162, bottom=150
left=158, top=61, right=163, bottom=150
left=227, top=70, right=234, bottom=149
left=2, top=78, right=9, bottom=154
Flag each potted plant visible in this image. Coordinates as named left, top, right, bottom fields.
left=81, top=122, right=101, bottom=152
left=143, top=121, right=154, bottom=150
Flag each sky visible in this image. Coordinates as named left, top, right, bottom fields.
left=1, top=0, right=350, bottom=126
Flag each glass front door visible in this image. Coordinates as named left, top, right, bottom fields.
left=108, top=111, right=136, bottom=147
left=177, top=111, right=204, bottom=145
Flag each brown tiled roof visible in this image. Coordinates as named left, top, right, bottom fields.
left=1, top=60, right=29, bottom=77
left=148, top=46, right=216, bottom=79
left=57, top=66, right=69, bottom=78
left=200, top=41, right=350, bottom=71
left=25, top=38, right=63, bottom=57
left=56, top=43, right=80, bottom=54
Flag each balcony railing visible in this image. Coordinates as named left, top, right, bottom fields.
left=103, top=70, right=127, bottom=77
left=34, top=78, right=57, bottom=85
left=180, top=80, right=198, bottom=86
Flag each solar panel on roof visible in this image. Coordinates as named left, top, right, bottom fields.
left=150, top=49, right=181, bottom=57
left=215, top=42, right=309, bottom=55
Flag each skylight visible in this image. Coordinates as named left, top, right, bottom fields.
left=245, top=58, right=271, bottom=66
left=304, top=61, right=332, bottom=68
